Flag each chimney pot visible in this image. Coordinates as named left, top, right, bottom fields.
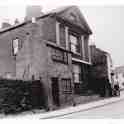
left=31, top=17, right=36, bottom=23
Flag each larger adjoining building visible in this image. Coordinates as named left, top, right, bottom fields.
left=0, top=6, right=93, bottom=109
left=90, top=44, right=114, bottom=97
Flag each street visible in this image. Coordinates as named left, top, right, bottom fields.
left=3, top=91, right=124, bottom=119
left=53, top=92, right=124, bottom=119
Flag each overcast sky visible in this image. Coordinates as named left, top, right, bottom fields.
left=0, top=0, right=123, bottom=67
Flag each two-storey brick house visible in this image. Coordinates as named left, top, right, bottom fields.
left=0, top=6, right=92, bottom=109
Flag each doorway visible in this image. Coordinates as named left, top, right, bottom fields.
left=51, top=78, right=60, bottom=106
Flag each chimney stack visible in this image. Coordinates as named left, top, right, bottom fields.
left=1, top=19, right=11, bottom=28
left=24, top=5, right=43, bottom=21
left=90, top=41, right=96, bottom=63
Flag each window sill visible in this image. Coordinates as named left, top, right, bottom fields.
left=71, top=51, right=81, bottom=56
left=72, top=58, right=92, bottom=65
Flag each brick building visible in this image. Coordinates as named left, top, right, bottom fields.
left=0, top=6, right=92, bottom=109
left=90, top=44, right=114, bottom=96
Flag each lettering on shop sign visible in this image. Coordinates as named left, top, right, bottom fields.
left=51, top=48, right=68, bottom=64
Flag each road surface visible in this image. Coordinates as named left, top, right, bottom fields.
left=55, top=93, right=124, bottom=119
left=3, top=91, right=124, bottom=119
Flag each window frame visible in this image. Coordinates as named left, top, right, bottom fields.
left=12, top=37, right=22, bottom=56
left=69, top=31, right=81, bottom=55
left=61, top=78, right=72, bottom=93
left=12, top=38, right=19, bottom=56
left=72, top=64, right=82, bottom=84
left=59, top=23, right=66, bottom=48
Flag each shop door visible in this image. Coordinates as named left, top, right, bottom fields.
left=51, top=78, right=60, bottom=106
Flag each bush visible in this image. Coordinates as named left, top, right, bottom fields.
left=0, top=79, right=45, bottom=114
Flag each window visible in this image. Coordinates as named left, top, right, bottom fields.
left=84, top=36, right=89, bottom=61
left=69, top=34, right=80, bottom=54
left=59, top=24, right=66, bottom=48
left=12, top=38, right=22, bottom=56
left=61, top=79, right=72, bottom=93
left=51, top=48, right=68, bottom=64
left=73, top=64, right=82, bottom=83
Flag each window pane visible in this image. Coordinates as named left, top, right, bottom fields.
left=73, top=64, right=82, bottom=83
left=73, top=64, right=80, bottom=73
left=71, top=44, right=76, bottom=53
left=74, top=73, right=80, bottom=83
left=70, top=35, right=77, bottom=45
left=13, top=38, right=19, bottom=55
left=69, top=34, right=80, bottom=54
left=61, top=79, right=72, bottom=93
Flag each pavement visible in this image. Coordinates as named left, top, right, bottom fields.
left=2, top=91, right=124, bottom=119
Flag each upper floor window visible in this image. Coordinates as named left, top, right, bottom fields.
left=69, top=33, right=81, bottom=54
left=59, top=24, right=66, bottom=48
left=12, top=38, right=22, bottom=56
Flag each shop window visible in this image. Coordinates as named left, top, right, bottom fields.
left=61, top=79, right=72, bottom=93
left=73, top=64, right=82, bottom=83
